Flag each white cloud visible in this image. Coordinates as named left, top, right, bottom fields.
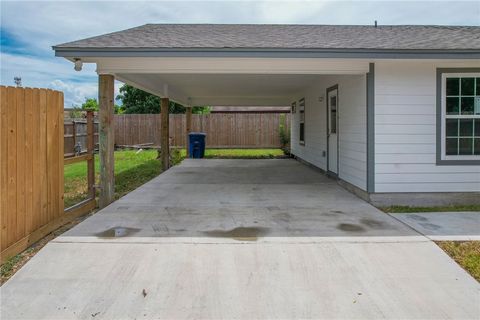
left=48, top=79, right=122, bottom=107
left=49, top=79, right=97, bottom=106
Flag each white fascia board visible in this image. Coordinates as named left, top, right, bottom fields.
left=95, top=57, right=370, bottom=75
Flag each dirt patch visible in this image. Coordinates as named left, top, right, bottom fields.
left=336, top=223, right=366, bottom=233
left=203, top=227, right=269, bottom=241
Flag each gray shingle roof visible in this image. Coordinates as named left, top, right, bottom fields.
left=55, top=24, right=480, bottom=50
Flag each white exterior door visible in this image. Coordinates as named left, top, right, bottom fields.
left=327, top=88, right=338, bottom=174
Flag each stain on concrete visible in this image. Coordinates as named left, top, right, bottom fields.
left=336, top=223, right=366, bottom=232
left=419, top=222, right=442, bottom=230
left=360, top=218, right=386, bottom=229
left=267, top=206, right=281, bottom=211
left=273, top=212, right=291, bottom=223
left=95, top=227, right=141, bottom=238
left=116, top=206, right=130, bottom=211
left=324, top=210, right=346, bottom=217
left=203, top=227, right=269, bottom=241
left=409, top=214, right=428, bottom=222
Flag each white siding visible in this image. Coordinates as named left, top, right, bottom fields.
left=291, top=75, right=367, bottom=190
left=374, top=61, right=480, bottom=193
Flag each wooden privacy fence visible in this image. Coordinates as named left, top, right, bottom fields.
left=64, top=119, right=99, bottom=157
left=0, top=86, right=95, bottom=263
left=114, top=113, right=290, bottom=148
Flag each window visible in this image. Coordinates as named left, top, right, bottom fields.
left=330, top=95, right=337, bottom=134
left=438, top=70, right=480, bottom=165
left=299, top=98, right=305, bottom=145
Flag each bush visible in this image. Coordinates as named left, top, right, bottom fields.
left=279, top=114, right=290, bottom=154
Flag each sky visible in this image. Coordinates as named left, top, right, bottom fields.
left=1, top=0, right=479, bottom=107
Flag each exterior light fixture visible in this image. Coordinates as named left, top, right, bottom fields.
left=74, top=58, right=83, bottom=71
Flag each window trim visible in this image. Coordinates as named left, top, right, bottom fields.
left=436, top=68, right=480, bottom=166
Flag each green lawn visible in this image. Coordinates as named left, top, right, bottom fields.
left=64, top=150, right=161, bottom=207
left=436, top=241, right=480, bottom=282
left=381, top=205, right=480, bottom=213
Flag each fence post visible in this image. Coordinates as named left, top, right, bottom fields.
left=186, top=107, right=192, bottom=157
left=86, top=111, right=95, bottom=199
left=72, top=120, right=76, bottom=155
left=160, top=98, right=170, bottom=170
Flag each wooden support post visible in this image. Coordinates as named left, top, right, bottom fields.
left=98, top=74, right=115, bottom=208
left=86, top=110, right=95, bottom=200
left=161, top=98, right=170, bottom=171
left=185, top=107, right=192, bottom=157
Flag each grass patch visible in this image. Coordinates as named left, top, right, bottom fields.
left=179, top=148, right=285, bottom=159
left=381, top=205, right=480, bottom=213
left=1, top=251, right=26, bottom=280
left=64, top=150, right=161, bottom=207
left=436, top=241, right=480, bottom=282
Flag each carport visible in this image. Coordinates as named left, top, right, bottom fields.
left=53, top=24, right=373, bottom=208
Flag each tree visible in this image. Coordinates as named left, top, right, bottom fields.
left=81, top=98, right=99, bottom=111
left=80, top=98, right=124, bottom=114
left=116, top=84, right=210, bottom=114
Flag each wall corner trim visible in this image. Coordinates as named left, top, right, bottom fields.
left=366, top=63, right=375, bottom=193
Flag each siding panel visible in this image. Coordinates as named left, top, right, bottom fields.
left=375, top=61, right=480, bottom=193
left=291, top=74, right=367, bottom=190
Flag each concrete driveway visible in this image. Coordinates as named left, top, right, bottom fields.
left=2, top=159, right=479, bottom=319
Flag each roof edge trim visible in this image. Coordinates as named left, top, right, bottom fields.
left=53, top=47, right=480, bottom=59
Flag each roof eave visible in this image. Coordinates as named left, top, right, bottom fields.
left=52, top=47, right=480, bottom=59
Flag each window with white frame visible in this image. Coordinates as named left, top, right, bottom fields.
left=441, top=73, right=480, bottom=161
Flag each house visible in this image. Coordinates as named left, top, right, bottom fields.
left=53, top=24, right=480, bottom=207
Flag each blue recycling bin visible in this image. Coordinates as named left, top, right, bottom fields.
left=188, top=132, right=206, bottom=158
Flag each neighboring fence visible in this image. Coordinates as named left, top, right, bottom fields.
left=0, top=86, right=95, bottom=263
left=64, top=119, right=99, bottom=157
left=114, top=113, right=290, bottom=148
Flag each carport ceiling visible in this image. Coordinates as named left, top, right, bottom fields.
left=115, top=73, right=325, bottom=106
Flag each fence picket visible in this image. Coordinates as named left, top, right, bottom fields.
left=0, top=86, right=68, bottom=262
